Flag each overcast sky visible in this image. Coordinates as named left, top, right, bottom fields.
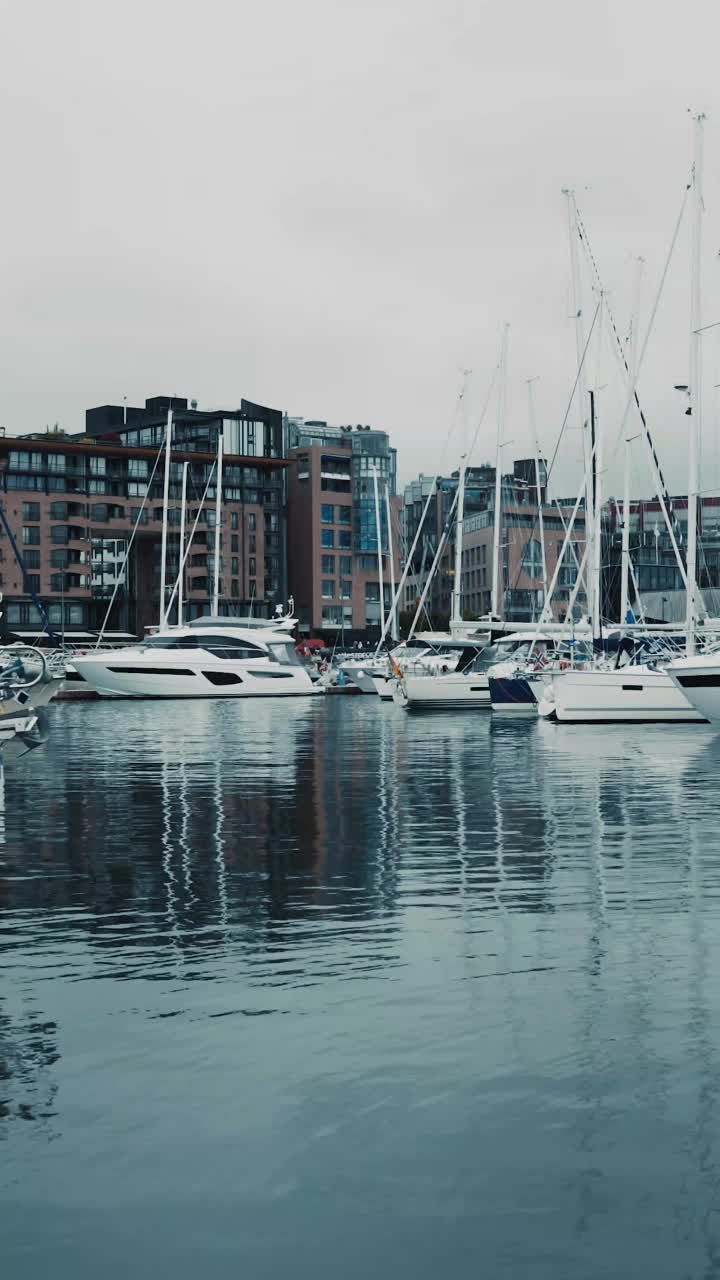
left=3, top=0, right=720, bottom=498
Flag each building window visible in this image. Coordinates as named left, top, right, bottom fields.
left=24, top=574, right=40, bottom=594
left=130, top=508, right=149, bottom=525
left=321, top=529, right=334, bottom=548
left=321, top=555, right=335, bottom=574
left=231, top=535, right=239, bottom=552
left=341, top=580, right=352, bottom=599
left=128, top=459, right=149, bottom=479
left=337, top=507, right=351, bottom=524
left=248, top=513, right=256, bottom=531
left=321, top=504, right=334, bottom=523
left=89, top=456, right=106, bottom=476
left=338, top=530, right=352, bottom=549
left=22, top=526, right=41, bottom=545
left=521, top=538, right=544, bottom=580
left=248, top=557, right=256, bottom=576
left=321, top=580, right=335, bottom=599
left=231, top=580, right=239, bottom=597
left=51, top=573, right=65, bottom=592
left=22, top=502, right=40, bottom=521
left=365, top=582, right=380, bottom=601
left=91, top=504, right=109, bottom=522
left=23, top=550, right=40, bottom=569
left=231, top=512, right=238, bottom=530
left=340, top=556, right=352, bottom=576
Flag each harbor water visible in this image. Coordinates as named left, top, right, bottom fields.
left=4, top=697, right=720, bottom=1277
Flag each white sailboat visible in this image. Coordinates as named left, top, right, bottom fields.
left=541, top=135, right=710, bottom=725
left=400, top=331, right=509, bottom=711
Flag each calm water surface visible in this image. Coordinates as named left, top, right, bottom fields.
left=3, top=697, right=720, bottom=1277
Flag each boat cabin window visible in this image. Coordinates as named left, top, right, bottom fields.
left=268, top=643, right=301, bottom=666
left=142, top=634, right=267, bottom=660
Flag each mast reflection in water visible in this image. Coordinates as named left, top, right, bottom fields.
left=3, top=700, right=720, bottom=1279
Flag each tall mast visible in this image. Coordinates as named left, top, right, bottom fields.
left=451, top=457, right=467, bottom=625
left=590, top=389, right=602, bottom=639
left=178, top=460, right=188, bottom=626
left=384, top=482, right=398, bottom=641
left=212, top=432, right=223, bottom=615
left=527, top=377, right=547, bottom=610
left=686, top=112, right=705, bottom=656
left=158, top=408, right=173, bottom=629
left=620, top=257, right=644, bottom=624
left=563, top=189, right=594, bottom=626
left=591, top=293, right=604, bottom=639
left=372, top=465, right=385, bottom=636
left=492, top=325, right=509, bottom=617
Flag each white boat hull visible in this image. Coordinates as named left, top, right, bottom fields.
left=402, top=672, right=490, bottom=709
left=541, top=666, right=705, bottom=723
left=71, top=655, right=317, bottom=698
left=667, top=657, right=720, bottom=723
left=344, top=667, right=383, bottom=695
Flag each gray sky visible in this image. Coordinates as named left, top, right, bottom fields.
left=3, top=0, right=720, bottom=498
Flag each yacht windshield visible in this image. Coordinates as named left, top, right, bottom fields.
left=142, top=634, right=267, bottom=659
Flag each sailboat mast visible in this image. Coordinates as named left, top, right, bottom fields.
left=590, top=388, right=602, bottom=640
left=178, top=460, right=188, bottom=627
left=620, top=258, right=644, bottom=624
left=212, top=433, right=223, bottom=615
left=372, top=465, right=385, bottom=636
left=563, top=189, right=594, bottom=627
left=384, top=482, right=398, bottom=641
left=452, top=458, right=467, bottom=625
left=492, top=326, right=509, bottom=617
left=686, top=112, right=705, bottom=656
left=527, top=377, right=547, bottom=609
left=158, top=408, right=173, bottom=629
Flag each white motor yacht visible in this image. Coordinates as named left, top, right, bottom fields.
left=71, top=618, right=317, bottom=699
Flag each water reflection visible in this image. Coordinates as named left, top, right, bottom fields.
left=3, top=701, right=720, bottom=1278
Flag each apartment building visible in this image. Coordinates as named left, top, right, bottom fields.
left=401, top=458, right=585, bottom=624
left=285, top=423, right=401, bottom=636
left=0, top=394, right=287, bottom=639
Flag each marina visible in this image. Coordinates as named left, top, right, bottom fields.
left=7, top=0, right=720, bottom=1274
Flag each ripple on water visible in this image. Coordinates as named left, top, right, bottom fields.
left=3, top=700, right=720, bottom=1279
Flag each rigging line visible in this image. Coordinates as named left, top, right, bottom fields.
left=376, top=368, right=475, bottom=653
left=508, top=298, right=601, bottom=599
left=95, top=439, right=166, bottom=646
left=402, top=354, right=502, bottom=642
left=574, top=185, right=691, bottom=550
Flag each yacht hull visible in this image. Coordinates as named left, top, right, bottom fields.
left=402, top=672, right=491, bottom=710
left=667, top=658, right=720, bottom=723
left=488, top=674, right=541, bottom=714
left=541, top=667, right=705, bottom=723
left=70, top=657, right=317, bottom=699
